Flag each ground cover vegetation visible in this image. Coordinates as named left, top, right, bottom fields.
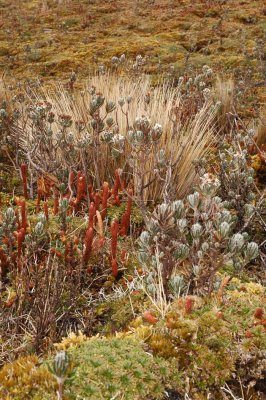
left=0, top=1, right=265, bottom=399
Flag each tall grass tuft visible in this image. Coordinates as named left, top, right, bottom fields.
left=14, top=73, right=217, bottom=202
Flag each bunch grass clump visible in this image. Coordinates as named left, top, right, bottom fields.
left=5, top=72, right=218, bottom=203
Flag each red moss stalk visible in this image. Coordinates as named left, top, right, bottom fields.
left=114, top=195, right=120, bottom=206
left=111, top=219, right=119, bottom=259
left=0, top=247, right=9, bottom=277
left=75, top=175, right=86, bottom=212
left=88, top=184, right=95, bottom=202
left=20, top=199, right=28, bottom=230
left=51, top=248, right=63, bottom=258
left=111, top=258, right=118, bottom=278
left=88, top=202, right=96, bottom=229
left=53, top=192, right=59, bottom=215
left=93, top=192, right=101, bottom=211
left=83, top=227, right=94, bottom=265
left=101, top=182, right=109, bottom=220
left=77, top=170, right=82, bottom=182
left=110, top=219, right=119, bottom=277
left=143, top=311, right=158, bottom=324
left=43, top=201, right=49, bottom=222
left=20, top=164, right=28, bottom=199
left=184, top=297, right=194, bottom=314
left=16, top=228, right=25, bottom=259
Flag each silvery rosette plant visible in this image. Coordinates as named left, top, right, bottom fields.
left=25, top=212, right=47, bottom=241
left=167, top=64, right=215, bottom=108
left=0, top=207, right=17, bottom=255
left=48, top=351, right=75, bottom=400
left=139, top=173, right=259, bottom=297
left=217, top=129, right=258, bottom=228
left=0, top=98, right=21, bottom=169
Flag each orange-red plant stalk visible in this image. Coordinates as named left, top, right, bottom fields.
left=83, top=227, right=94, bottom=265
left=74, top=175, right=86, bottom=212
left=93, top=192, right=101, bottom=211
left=111, top=258, right=118, bottom=278
left=88, top=184, right=95, bottom=202
left=88, top=202, right=96, bottom=229
left=111, top=219, right=119, bottom=259
left=110, top=219, right=119, bottom=277
left=101, top=182, right=109, bottom=220
left=43, top=201, right=49, bottom=221
left=20, top=199, right=28, bottom=230
left=16, top=228, right=25, bottom=259
left=53, top=192, right=59, bottom=215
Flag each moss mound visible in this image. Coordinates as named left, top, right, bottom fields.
left=0, top=337, right=179, bottom=400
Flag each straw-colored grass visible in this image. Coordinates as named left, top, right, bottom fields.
left=256, top=108, right=266, bottom=149
left=17, top=73, right=217, bottom=202
left=213, top=77, right=235, bottom=134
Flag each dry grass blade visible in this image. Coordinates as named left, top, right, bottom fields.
left=256, top=107, right=266, bottom=148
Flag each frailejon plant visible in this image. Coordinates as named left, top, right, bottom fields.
left=138, top=173, right=259, bottom=297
